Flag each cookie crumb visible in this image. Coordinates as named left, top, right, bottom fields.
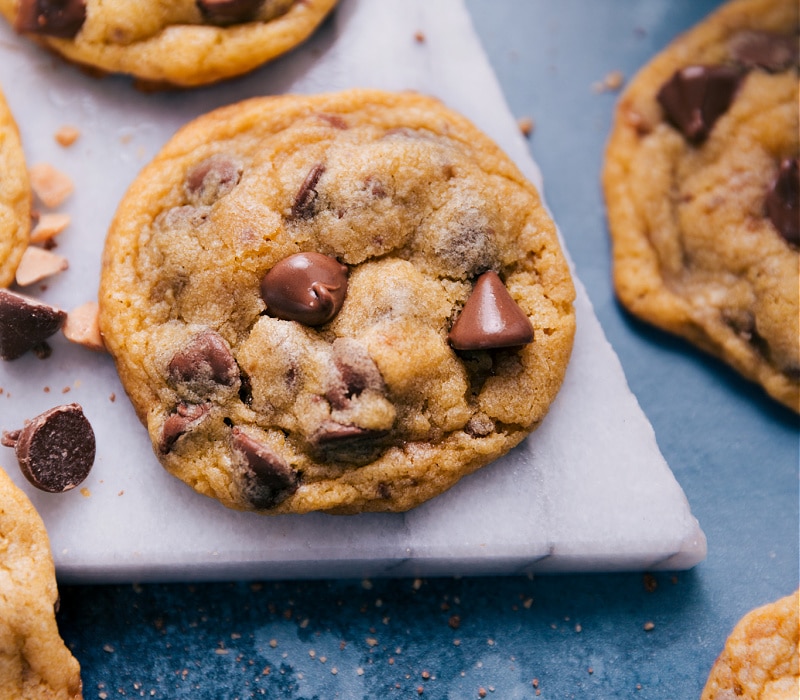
left=80, top=487, right=91, bottom=497
left=28, top=163, right=74, bottom=208
left=643, top=621, right=655, bottom=631
left=55, top=125, right=81, bottom=147
left=517, top=116, right=535, bottom=137
left=643, top=573, right=658, bottom=592
left=109, top=393, right=116, bottom=402
left=414, top=30, right=425, bottom=43
left=448, top=614, right=461, bottom=630
left=592, top=70, right=626, bottom=93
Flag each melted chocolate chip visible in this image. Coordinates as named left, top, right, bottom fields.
left=159, top=403, right=209, bottom=454
left=729, top=30, right=799, bottom=72
left=2, top=404, right=94, bottom=493
left=291, top=163, right=326, bottom=219
left=0, top=290, right=66, bottom=361
left=766, top=157, right=800, bottom=246
left=15, top=0, right=86, bottom=38
left=230, top=428, right=299, bottom=509
left=448, top=271, right=534, bottom=351
left=196, top=0, right=264, bottom=25
left=311, top=421, right=388, bottom=449
left=167, top=331, right=238, bottom=395
left=260, top=252, right=348, bottom=326
left=656, top=65, right=742, bottom=144
left=185, top=154, right=243, bottom=205
left=325, top=338, right=385, bottom=410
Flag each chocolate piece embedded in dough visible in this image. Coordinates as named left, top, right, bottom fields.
left=15, top=0, right=86, bottom=38
left=260, top=252, right=348, bottom=326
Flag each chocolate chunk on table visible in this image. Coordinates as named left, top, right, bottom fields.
left=0, top=289, right=66, bottom=360
left=2, top=403, right=95, bottom=493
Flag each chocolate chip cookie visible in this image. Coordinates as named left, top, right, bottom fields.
left=0, top=466, right=83, bottom=698
left=0, top=0, right=338, bottom=87
left=602, top=0, right=799, bottom=412
left=98, top=89, right=576, bottom=515
left=701, top=589, right=799, bottom=700
left=0, top=85, right=30, bottom=288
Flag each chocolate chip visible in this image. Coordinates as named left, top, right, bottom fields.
left=230, top=427, right=299, bottom=509
left=0, top=290, right=66, bottom=361
left=260, top=252, right=348, bottom=326
left=325, top=338, right=385, bottom=410
left=15, top=0, right=86, bottom=38
left=766, top=157, right=800, bottom=246
left=185, top=154, right=243, bottom=206
left=196, top=0, right=264, bottom=25
left=448, top=271, right=534, bottom=351
left=159, top=403, right=209, bottom=454
left=167, top=330, right=239, bottom=396
left=291, top=163, right=326, bottom=220
left=2, top=404, right=94, bottom=493
left=311, top=421, right=388, bottom=449
left=729, top=31, right=799, bottom=72
left=656, top=65, right=742, bottom=144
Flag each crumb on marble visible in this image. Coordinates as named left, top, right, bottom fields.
left=55, top=125, right=81, bottom=147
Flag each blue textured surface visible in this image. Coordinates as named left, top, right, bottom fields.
left=55, top=1, right=798, bottom=697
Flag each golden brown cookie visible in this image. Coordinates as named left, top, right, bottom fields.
left=602, top=0, right=799, bottom=412
left=0, top=85, right=30, bottom=289
left=701, top=589, right=799, bottom=700
left=98, top=89, right=576, bottom=515
left=0, top=0, right=339, bottom=87
left=0, top=466, right=82, bottom=699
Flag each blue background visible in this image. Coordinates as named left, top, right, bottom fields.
left=56, top=1, right=798, bottom=697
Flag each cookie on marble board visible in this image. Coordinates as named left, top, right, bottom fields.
left=0, top=85, right=30, bottom=289
left=98, top=89, right=576, bottom=515
left=700, top=589, right=799, bottom=700
left=0, top=465, right=82, bottom=699
left=602, top=0, right=799, bottom=412
left=0, top=0, right=339, bottom=87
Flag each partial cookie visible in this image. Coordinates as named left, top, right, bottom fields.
left=0, top=0, right=338, bottom=87
left=0, top=85, right=30, bottom=288
left=701, top=589, right=799, bottom=700
left=602, top=0, right=799, bottom=411
left=0, top=466, right=82, bottom=699
left=98, top=89, right=576, bottom=515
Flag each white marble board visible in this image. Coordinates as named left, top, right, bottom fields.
left=0, top=0, right=706, bottom=583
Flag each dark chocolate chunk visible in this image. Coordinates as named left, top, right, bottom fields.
left=230, top=428, right=298, bottom=509
left=0, top=290, right=66, bottom=361
left=291, top=163, right=326, bottom=219
left=15, top=0, right=86, bottom=38
left=729, top=30, right=799, bottom=72
left=766, top=157, right=800, bottom=246
left=448, top=271, right=534, bottom=351
left=167, top=330, right=238, bottom=395
left=260, top=252, right=348, bottom=326
left=325, top=338, right=385, bottom=410
left=2, top=404, right=94, bottom=493
left=656, top=65, right=742, bottom=144
left=185, top=154, right=243, bottom=205
left=159, top=403, right=209, bottom=454
left=311, top=421, right=388, bottom=448
left=196, top=0, right=264, bottom=25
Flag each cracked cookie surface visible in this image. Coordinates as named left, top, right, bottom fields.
left=0, top=466, right=82, bottom=699
left=602, top=0, right=799, bottom=412
left=0, top=0, right=338, bottom=87
left=0, top=85, right=29, bottom=289
left=701, top=589, right=799, bottom=700
left=98, top=89, right=576, bottom=515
